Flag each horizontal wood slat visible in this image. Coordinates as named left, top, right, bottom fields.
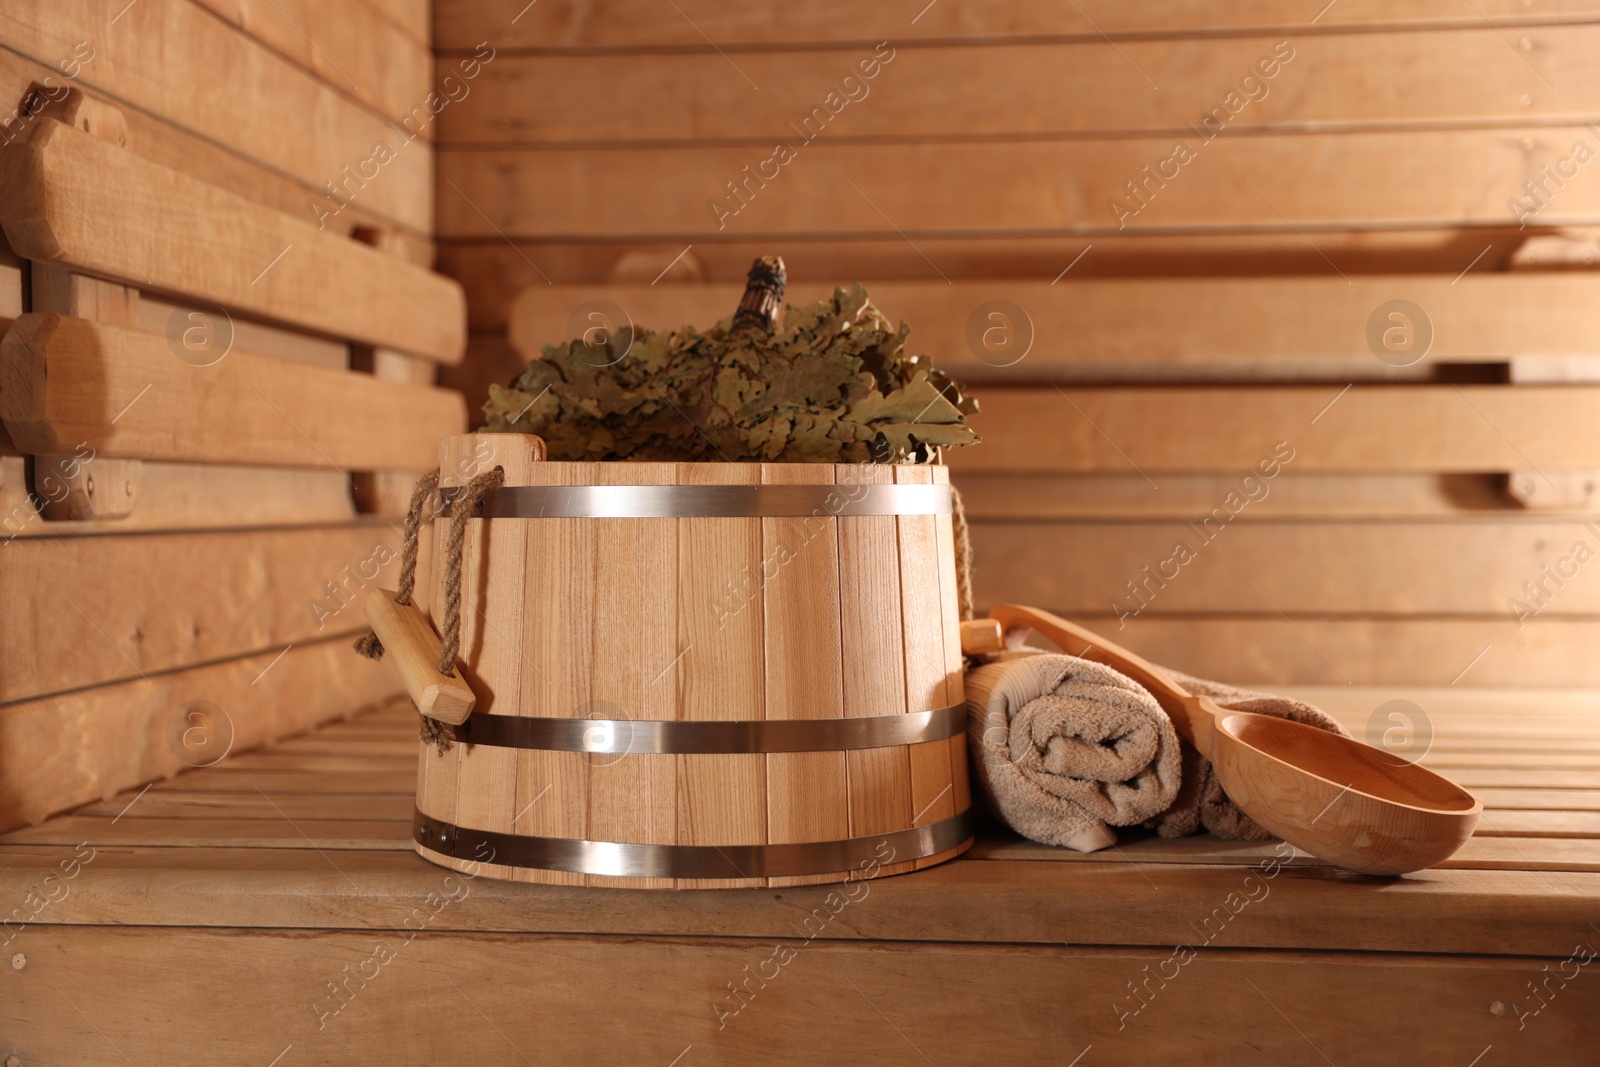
left=444, top=28, right=1600, bottom=145
left=0, top=51, right=434, bottom=259
left=0, top=0, right=432, bottom=229
left=0, top=639, right=399, bottom=830
left=0, top=120, right=465, bottom=362
left=971, top=520, right=1600, bottom=615
left=0, top=834, right=1590, bottom=954
left=0, top=522, right=421, bottom=704
left=369, top=0, right=431, bottom=43
left=190, top=0, right=433, bottom=127
left=508, top=275, right=1600, bottom=376
left=14, top=927, right=1594, bottom=1065
left=1056, top=614, right=1600, bottom=688
left=954, top=386, right=1600, bottom=473
left=951, top=473, right=1546, bottom=520
left=0, top=314, right=466, bottom=469
left=439, top=228, right=1555, bottom=332
left=434, top=0, right=1600, bottom=49
left=0, top=452, right=357, bottom=539
left=436, top=126, right=1600, bottom=238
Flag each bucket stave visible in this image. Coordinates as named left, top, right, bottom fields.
left=414, top=433, right=972, bottom=888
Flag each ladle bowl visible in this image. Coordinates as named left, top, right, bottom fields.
left=988, top=605, right=1482, bottom=875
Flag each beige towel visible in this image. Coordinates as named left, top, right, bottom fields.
left=965, top=652, right=1351, bottom=849
left=964, top=653, right=1183, bottom=852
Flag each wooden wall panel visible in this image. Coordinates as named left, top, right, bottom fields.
left=0, top=523, right=415, bottom=704
left=439, top=227, right=1550, bottom=333
left=0, top=121, right=465, bottom=360
left=508, top=275, right=1600, bottom=379
left=436, top=127, right=1600, bottom=239
left=191, top=0, right=433, bottom=124
left=435, top=0, right=1600, bottom=49
left=969, top=520, right=1600, bottom=616
left=0, top=0, right=432, bottom=230
left=0, top=49, right=433, bottom=257
left=0, top=5, right=447, bottom=825
left=1059, top=615, right=1600, bottom=688
left=442, top=28, right=1600, bottom=144
left=1, top=314, right=465, bottom=469
left=0, top=640, right=398, bottom=829
left=955, top=386, right=1600, bottom=474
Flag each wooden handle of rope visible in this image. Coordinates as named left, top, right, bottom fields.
left=364, top=589, right=476, bottom=725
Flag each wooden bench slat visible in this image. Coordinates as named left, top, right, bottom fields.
left=155, top=768, right=418, bottom=794
left=0, top=842, right=1591, bottom=956
left=14, top=926, right=1593, bottom=1064
left=0, top=314, right=465, bottom=468
left=72, top=791, right=415, bottom=822
left=0, top=120, right=464, bottom=361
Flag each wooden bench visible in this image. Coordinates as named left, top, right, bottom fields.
left=2, top=688, right=1595, bottom=1063
left=0, top=99, right=465, bottom=830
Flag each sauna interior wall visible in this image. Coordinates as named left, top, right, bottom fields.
left=433, top=0, right=1600, bottom=688
left=0, top=0, right=453, bottom=830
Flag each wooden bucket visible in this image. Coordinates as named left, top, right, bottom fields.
left=412, top=432, right=973, bottom=888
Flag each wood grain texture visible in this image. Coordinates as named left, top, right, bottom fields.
left=837, top=464, right=913, bottom=854
left=0, top=120, right=464, bottom=360
left=0, top=638, right=397, bottom=830
left=189, top=0, right=433, bottom=126
left=0, top=445, right=356, bottom=539
left=415, top=447, right=966, bottom=888
left=425, top=433, right=544, bottom=885
left=954, top=386, right=1600, bottom=473
left=673, top=462, right=768, bottom=888
left=0, top=828, right=1595, bottom=955
left=0, top=0, right=432, bottom=229
left=1057, top=615, right=1600, bottom=689
left=971, top=519, right=1600, bottom=616
left=7, top=926, right=1600, bottom=1065
left=139, top=295, right=350, bottom=371
left=443, top=27, right=1600, bottom=144
left=896, top=464, right=958, bottom=868
left=760, top=462, right=849, bottom=886
left=0, top=314, right=465, bottom=469
left=0, top=522, right=413, bottom=704
left=583, top=461, right=678, bottom=888
left=951, top=472, right=1536, bottom=521
left=436, top=127, right=1600, bottom=239
left=509, top=274, right=1600, bottom=379
left=434, top=0, right=1600, bottom=48
left=440, top=228, right=1550, bottom=332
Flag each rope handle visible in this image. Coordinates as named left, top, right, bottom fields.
left=355, top=466, right=504, bottom=749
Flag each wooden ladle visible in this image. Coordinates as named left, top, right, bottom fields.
left=986, top=604, right=1482, bottom=875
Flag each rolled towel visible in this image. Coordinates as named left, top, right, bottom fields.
left=1149, top=670, right=1351, bottom=841
left=964, top=652, right=1183, bottom=852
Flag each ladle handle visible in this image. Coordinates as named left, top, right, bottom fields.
left=987, top=604, right=1220, bottom=757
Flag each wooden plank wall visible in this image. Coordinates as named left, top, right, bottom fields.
left=0, top=0, right=465, bottom=829
left=438, top=1, right=1600, bottom=688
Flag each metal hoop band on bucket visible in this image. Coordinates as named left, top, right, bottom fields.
left=414, top=808, right=975, bottom=880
